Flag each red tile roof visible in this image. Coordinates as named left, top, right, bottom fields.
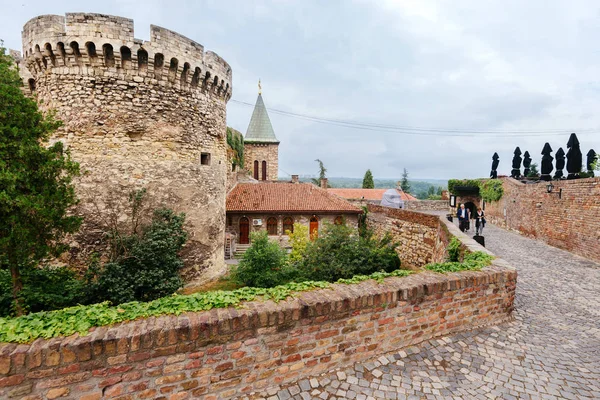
left=328, top=188, right=418, bottom=201
left=227, top=182, right=362, bottom=213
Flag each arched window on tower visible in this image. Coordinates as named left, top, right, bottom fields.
left=44, top=43, right=56, bottom=67
left=28, top=79, right=36, bottom=92
left=191, top=67, right=201, bottom=87
left=168, top=58, right=178, bottom=83
left=137, top=48, right=148, bottom=72
left=181, top=62, right=190, bottom=87
left=103, top=44, right=115, bottom=67
left=253, top=160, right=259, bottom=180
left=120, top=46, right=132, bottom=69
left=154, top=53, right=164, bottom=79
left=267, top=217, right=278, bottom=236
left=262, top=161, right=267, bottom=181
left=57, top=42, right=66, bottom=65
left=85, top=42, right=97, bottom=65
left=70, top=41, right=81, bottom=65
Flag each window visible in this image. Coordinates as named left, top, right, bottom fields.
left=191, top=67, right=201, bottom=87
left=120, top=46, right=132, bottom=69
left=267, top=217, right=278, bottom=235
left=283, top=217, right=294, bottom=234
left=70, top=41, right=81, bottom=65
left=154, top=53, right=164, bottom=79
left=86, top=42, right=97, bottom=62
left=181, top=62, right=190, bottom=87
left=28, top=79, right=36, bottom=92
left=57, top=42, right=66, bottom=65
left=169, top=58, right=178, bottom=83
left=201, top=153, right=211, bottom=165
left=103, top=44, right=115, bottom=67
left=262, top=160, right=267, bottom=181
left=253, top=160, right=259, bottom=180
left=137, top=48, right=148, bottom=71
left=45, top=43, right=56, bottom=66
left=334, top=216, right=344, bottom=225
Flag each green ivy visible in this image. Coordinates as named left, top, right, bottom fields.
left=0, top=269, right=414, bottom=343
left=425, top=251, right=494, bottom=273
left=448, top=178, right=504, bottom=202
left=226, top=127, right=244, bottom=168
left=479, top=180, right=504, bottom=202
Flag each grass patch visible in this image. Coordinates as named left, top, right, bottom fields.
left=425, top=251, right=494, bottom=273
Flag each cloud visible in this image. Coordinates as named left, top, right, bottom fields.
left=2, top=0, right=600, bottom=180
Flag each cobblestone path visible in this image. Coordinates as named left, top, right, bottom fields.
left=256, top=224, right=600, bottom=400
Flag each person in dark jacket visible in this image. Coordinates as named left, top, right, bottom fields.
left=457, top=204, right=470, bottom=232
left=475, top=207, right=486, bottom=236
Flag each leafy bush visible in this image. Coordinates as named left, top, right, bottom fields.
left=0, top=268, right=418, bottom=344
left=85, top=208, right=187, bottom=305
left=447, top=179, right=482, bottom=194
left=286, top=223, right=309, bottom=264
left=294, top=222, right=401, bottom=282
left=447, top=236, right=462, bottom=262
left=0, top=266, right=85, bottom=317
left=231, top=231, right=295, bottom=288
left=425, top=251, right=494, bottom=273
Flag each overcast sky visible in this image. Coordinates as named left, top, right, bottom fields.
left=2, top=1, right=600, bottom=180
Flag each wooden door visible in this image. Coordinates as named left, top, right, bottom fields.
left=309, top=217, right=319, bottom=240
left=239, top=217, right=249, bottom=244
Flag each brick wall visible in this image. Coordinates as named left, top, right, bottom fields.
left=367, top=204, right=451, bottom=268
left=485, top=177, right=600, bottom=263
left=0, top=263, right=515, bottom=400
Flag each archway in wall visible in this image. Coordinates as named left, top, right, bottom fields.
left=464, top=202, right=476, bottom=219
left=239, top=217, right=249, bottom=244
left=309, top=216, right=319, bottom=240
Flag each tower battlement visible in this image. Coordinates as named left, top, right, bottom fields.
left=21, top=13, right=231, bottom=99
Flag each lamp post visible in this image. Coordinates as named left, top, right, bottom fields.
left=546, top=182, right=562, bottom=199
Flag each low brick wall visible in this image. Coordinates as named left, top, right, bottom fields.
left=0, top=261, right=515, bottom=400
left=485, top=177, right=600, bottom=263
left=367, top=204, right=451, bottom=268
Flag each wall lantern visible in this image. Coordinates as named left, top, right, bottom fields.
left=546, top=182, right=562, bottom=199
left=449, top=195, right=456, bottom=207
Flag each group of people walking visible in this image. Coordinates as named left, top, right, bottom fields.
left=457, top=203, right=486, bottom=236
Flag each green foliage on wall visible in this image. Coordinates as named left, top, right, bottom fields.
left=448, top=178, right=504, bottom=202
left=425, top=251, right=494, bottom=273
left=479, top=180, right=504, bottom=202
left=226, top=127, right=244, bottom=168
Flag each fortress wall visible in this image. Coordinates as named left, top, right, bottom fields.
left=18, top=13, right=233, bottom=279
left=0, top=265, right=516, bottom=400
left=367, top=205, right=452, bottom=269
left=484, top=177, right=600, bottom=263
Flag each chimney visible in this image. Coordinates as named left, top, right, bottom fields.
left=291, top=175, right=299, bottom=184
left=320, top=178, right=328, bottom=189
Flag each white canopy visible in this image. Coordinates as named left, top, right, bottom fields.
left=381, top=189, right=405, bottom=209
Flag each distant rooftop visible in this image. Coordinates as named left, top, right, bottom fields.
left=244, top=93, right=279, bottom=144
left=328, top=188, right=418, bottom=202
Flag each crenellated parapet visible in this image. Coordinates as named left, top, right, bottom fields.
left=21, top=13, right=232, bottom=100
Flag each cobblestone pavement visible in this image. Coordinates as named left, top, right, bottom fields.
left=254, top=223, right=600, bottom=400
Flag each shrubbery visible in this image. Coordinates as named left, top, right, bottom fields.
left=85, top=208, right=187, bottom=305
left=231, top=231, right=296, bottom=288
left=0, top=267, right=85, bottom=317
left=294, top=223, right=400, bottom=282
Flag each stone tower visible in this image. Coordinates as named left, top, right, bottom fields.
left=18, top=13, right=232, bottom=280
left=244, top=83, right=279, bottom=181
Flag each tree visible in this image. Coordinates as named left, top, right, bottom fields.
left=400, top=168, right=411, bottom=193
left=527, top=162, right=540, bottom=178
left=311, top=159, right=330, bottom=187
left=362, top=169, right=374, bottom=189
left=0, top=45, right=81, bottom=315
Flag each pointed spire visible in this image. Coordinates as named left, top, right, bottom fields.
left=244, top=84, right=279, bottom=144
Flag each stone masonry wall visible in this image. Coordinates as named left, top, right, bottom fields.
left=0, top=262, right=516, bottom=400
left=484, top=177, right=600, bottom=263
left=18, top=13, right=233, bottom=280
left=244, top=143, right=279, bottom=181
left=404, top=200, right=449, bottom=212
left=367, top=204, right=451, bottom=269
